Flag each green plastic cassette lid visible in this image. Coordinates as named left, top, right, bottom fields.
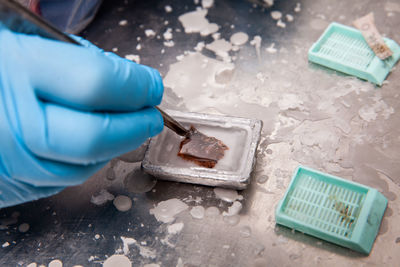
left=275, top=166, right=388, bottom=254
left=308, top=22, right=400, bottom=86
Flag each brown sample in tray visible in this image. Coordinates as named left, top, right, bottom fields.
left=178, top=126, right=228, bottom=168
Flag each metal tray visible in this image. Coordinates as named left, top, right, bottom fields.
left=142, top=110, right=263, bottom=189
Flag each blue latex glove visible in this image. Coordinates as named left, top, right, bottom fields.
left=0, top=25, right=164, bottom=208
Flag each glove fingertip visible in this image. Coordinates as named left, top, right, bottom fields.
left=151, top=69, right=164, bottom=106
left=149, top=108, right=164, bottom=137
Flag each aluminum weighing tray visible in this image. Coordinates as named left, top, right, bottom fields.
left=142, top=110, right=263, bottom=189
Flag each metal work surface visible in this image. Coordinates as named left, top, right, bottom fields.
left=1, top=0, right=400, bottom=266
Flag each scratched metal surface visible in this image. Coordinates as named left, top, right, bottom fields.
left=1, top=0, right=400, bottom=266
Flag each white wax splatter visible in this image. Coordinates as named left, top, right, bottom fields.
left=266, top=43, right=277, bottom=53
left=200, top=23, right=219, bottom=36
left=222, top=201, right=242, bottom=216
left=165, top=5, right=173, bottom=13
left=124, top=54, right=140, bottom=64
left=27, top=263, right=37, bottom=267
left=176, top=258, right=184, bottom=267
left=286, top=14, right=294, bottom=22
left=239, top=226, right=252, bottom=238
left=205, top=206, right=220, bottom=216
left=230, top=32, right=249, bottom=46
left=194, top=41, right=205, bottom=51
left=250, top=35, right=262, bottom=59
left=121, top=236, right=136, bottom=255
left=136, top=44, right=142, bottom=50
left=271, top=11, right=282, bottom=20
left=2, top=242, right=9, bottom=248
left=263, top=0, right=274, bottom=7
left=202, top=0, right=214, bottom=9
left=206, top=39, right=232, bottom=59
left=18, top=223, right=30, bottom=233
left=113, top=195, right=132, bottom=212
left=213, top=188, right=243, bottom=202
left=277, top=19, right=286, bottom=28
left=277, top=94, right=303, bottom=110
left=163, top=28, right=173, bottom=40
left=149, top=198, right=188, bottom=223
left=95, top=234, right=100, bottom=240
left=168, top=222, right=184, bottom=234
left=112, top=47, right=118, bottom=52
left=163, top=51, right=235, bottom=110
left=358, top=106, right=377, bottom=122
left=223, top=214, right=240, bottom=226
left=120, top=236, right=156, bottom=259
left=163, top=40, right=175, bottom=47
left=145, top=29, right=156, bottom=37
left=178, top=9, right=218, bottom=36
left=212, top=32, right=221, bottom=40
left=190, top=206, right=205, bottom=219
left=144, top=264, right=160, bottom=267
left=48, top=260, right=63, bottom=267
left=119, top=20, right=128, bottom=26
left=103, top=255, right=131, bottom=267
left=294, top=3, right=301, bottom=12
left=138, top=245, right=156, bottom=259
left=91, top=189, right=115, bottom=206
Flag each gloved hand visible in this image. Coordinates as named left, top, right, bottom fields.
left=0, top=25, right=164, bottom=208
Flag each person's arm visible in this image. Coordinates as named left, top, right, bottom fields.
left=0, top=25, right=163, bottom=208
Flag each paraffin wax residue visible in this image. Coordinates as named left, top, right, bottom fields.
left=202, top=0, right=214, bottom=9
left=121, top=236, right=136, bottom=255
left=124, top=54, right=140, bottom=64
left=205, top=206, right=220, bottom=217
left=230, top=32, right=249, bottom=46
left=113, top=195, right=132, bottom=212
left=149, top=198, right=188, bottom=223
left=119, top=20, right=128, bottom=26
left=206, top=39, right=232, bottom=59
left=91, top=189, right=115, bottom=206
left=103, top=255, right=131, bottom=267
left=178, top=126, right=228, bottom=168
left=18, top=223, right=30, bottom=233
left=178, top=9, right=218, bottom=36
left=48, top=259, right=63, bottom=267
left=164, top=5, right=173, bottom=13
left=213, top=188, right=243, bottom=202
left=124, top=169, right=157, bottom=193
left=190, top=206, right=205, bottom=219
left=168, top=222, right=184, bottom=234
left=222, top=201, right=242, bottom=216
left=145, top=29, right=156, bottom=37
left=239, top=226, right=252, bottom=238
left=270, top=11, right=282, bottom=20
left=120, top=236, right=156, bottom=259
left=223, top=214, right=240, bottom=226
